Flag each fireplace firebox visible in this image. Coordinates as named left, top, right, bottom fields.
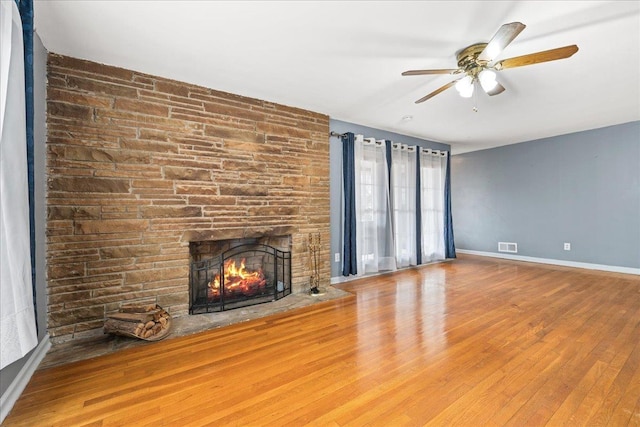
left=189, top=240, right=291, bottom=314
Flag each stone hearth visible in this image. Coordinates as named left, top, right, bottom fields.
left=39, top=287, right=351, bottom=370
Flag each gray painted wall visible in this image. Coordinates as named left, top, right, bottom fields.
left=451, top=121, right=640, bottom=269
left=329, top=119, right=450, bottom=278
left=0, top=33, right=48, bottom=397
left=34, top=33, right=48, bottom=343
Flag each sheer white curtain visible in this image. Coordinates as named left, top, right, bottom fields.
left=391, top=143, right=417, bottom=267
left=354, top=135, right=396, bottom=274
left=0, top=0, right=38, bottom=369
left=420, top=148, right=447, bottom=262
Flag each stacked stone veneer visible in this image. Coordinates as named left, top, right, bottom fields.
left=46, top=54, right=330, bottom=342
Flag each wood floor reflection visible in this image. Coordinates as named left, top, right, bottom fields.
left=4, top=255, right=640, bottom=426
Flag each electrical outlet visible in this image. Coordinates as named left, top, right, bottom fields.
left=334, top=253, right=340, bottom=262
left=564, top=243, right=571, bottom=251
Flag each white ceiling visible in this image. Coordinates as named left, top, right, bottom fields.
left=34, top=1, right=640, bottom=154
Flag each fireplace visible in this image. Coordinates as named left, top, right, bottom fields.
left=189, top=237, right=292, bottom=314
left=45, top=54, right=330, bottom=342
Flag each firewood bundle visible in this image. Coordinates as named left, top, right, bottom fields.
left=104, top=304, right=172, bottom=341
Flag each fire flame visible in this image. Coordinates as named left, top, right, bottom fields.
left=208, top=258, right=267, bottom=299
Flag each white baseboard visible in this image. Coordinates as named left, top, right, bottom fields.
left=331, top=269, right=403, bottom=285
left=456, top=249, right=640, bottom=275
left=330, top=259, right=451, bottom=284
left=331, top=276, right=349, bottom=285
left=0, top=334, right=51, bottom=424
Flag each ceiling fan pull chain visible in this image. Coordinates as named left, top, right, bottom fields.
left=472, top=80, right=479, bottom=113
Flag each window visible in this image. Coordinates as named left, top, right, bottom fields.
left=420, top=149, right=447, bottom=262
left=391, top=144, right=417, bottom=267
left=354, top=136, right=395, bottom=273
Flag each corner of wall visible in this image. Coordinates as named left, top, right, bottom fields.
left=0, top=335, right=51, bottom=424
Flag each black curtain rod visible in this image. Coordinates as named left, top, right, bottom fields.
left=330, top=132, right=387, bottom=142
left=330, top=131, right=387, bottom=142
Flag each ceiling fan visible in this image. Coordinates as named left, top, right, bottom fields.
left=402, top=22, right=579, bottom=103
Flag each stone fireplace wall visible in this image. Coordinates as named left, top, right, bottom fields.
left=46, top=54, right=330, bottom=342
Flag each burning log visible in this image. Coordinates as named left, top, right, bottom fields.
left=104, top=304, right=172, bottom=341
left=208, top=258, right=267, bottom=300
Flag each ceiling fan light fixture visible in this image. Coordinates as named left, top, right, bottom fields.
left=479, top=69, right=498, bottom=92
left=455, top=75, right=474, bottom=98
left=459, top=85, right=474, bottom=98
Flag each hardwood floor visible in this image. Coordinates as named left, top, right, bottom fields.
left=4, top=255, right=640, bottom=426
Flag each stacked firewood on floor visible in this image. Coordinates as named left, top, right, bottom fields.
left=104, top=304, right=172, bottom=341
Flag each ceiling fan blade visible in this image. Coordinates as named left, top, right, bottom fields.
left=415, top=79, right=460, bottom=103
left=496, top=45, right=579, bottom=69
left=478, top=22, right=526, bottom=62
left=486, top=82, right=505, bottom=96
left=402, top=69, right=460, bottom=76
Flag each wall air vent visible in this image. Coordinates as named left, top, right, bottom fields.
left=498, top=242, right=518, bottom=253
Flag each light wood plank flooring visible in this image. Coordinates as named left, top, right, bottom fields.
left=4, top=255, right=640, bottom=426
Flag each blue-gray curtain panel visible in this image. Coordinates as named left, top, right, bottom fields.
left=16, top=0, right=37, bottom=329
left=341, top=132, right=357, bottom=276
left=415, top=152, right=422, bottom=264
left=385, top=140, right=392, bottom=188
left=444, top=152, right=456, bottom=258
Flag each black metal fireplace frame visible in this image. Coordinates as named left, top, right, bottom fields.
left=189, top=243, right=291, bottom=314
